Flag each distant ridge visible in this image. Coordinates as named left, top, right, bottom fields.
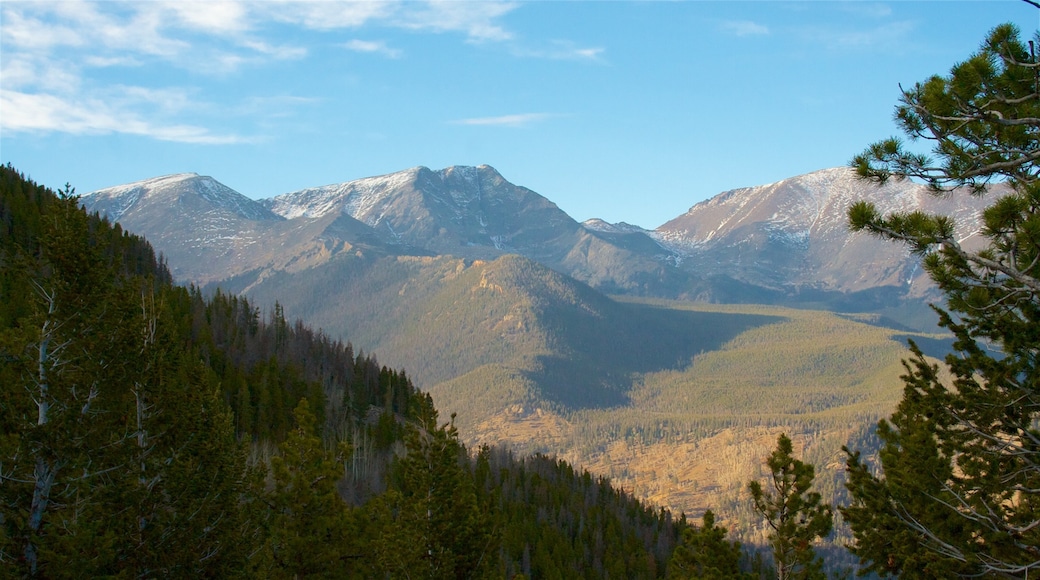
left=82, top=164, right=994, bottom=309
left=653, top=167, right=991, bottom=298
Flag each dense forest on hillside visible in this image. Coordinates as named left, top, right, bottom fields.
left=0, top=164, right=690, bottom=577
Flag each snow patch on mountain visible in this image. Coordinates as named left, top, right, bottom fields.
left=264, top=167, right=422, bottom=224
left=582, top=219, right=650, bottom=234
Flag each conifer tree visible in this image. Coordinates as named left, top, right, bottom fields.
left=844, top=22, right=1040, bottom=578
left=264, top=398, right=353, bottom=578
left=371, top=410, right=494, bottom=579
left=667, top=510, right=748, bottom=579
left=749, top=434, right=832, bottom=580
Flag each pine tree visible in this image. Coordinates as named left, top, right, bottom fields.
left=748, top=434, right=833, bottom=580
left=667, top=510, right=748, bottom=579
left=264, top=398, right=353, bottom=578
left=370, top=411, right=495, bottom=579
left=844, top=22, right=1040, bottom=578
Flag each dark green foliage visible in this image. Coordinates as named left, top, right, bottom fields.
left=478, top=448, right=682, bottom=579
left=841, top=349, right=976, bottom=578
left=845, top=23, right=1040, bottom=578
left=263, top=399, right=355, bottom=578
left=0, top=166, right=254, bottom=576
left=668, top=510, right=749, bottom=579
left=850, top=24, right=1040, bottom=195
left=749, top=434, right=833, bottom=580
left=367, top=409, right=495, bottom=579
left=0, top=166, right=408, bottom=575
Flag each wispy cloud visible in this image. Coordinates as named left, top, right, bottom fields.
left=0, top=0, right=532, bottom=144
left=800, top=20, right=916, bottom=51
left=164, top=1, right=252, bottom=35
left=394, top=0, right=518, bottom=42
left=342, top=39, right=403, bottom=59
left=452, top=113, right=555, bottom=128
left=720, top=20, right=770, bottom=37
left=0, top=89, right=246, bottom=144
left=267, top=0, right=518, bottom=42
left=513, top=40, right=606, bottom=62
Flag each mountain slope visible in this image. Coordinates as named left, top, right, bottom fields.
left=82, top=165, right=994, bottom=307
left=264, top=164, right=693, bottom=294
left=264, top=165, right=572, bottom=256
left=654, top=167, right=992, bottom=299
left=83, top=166, right=690, bottom=294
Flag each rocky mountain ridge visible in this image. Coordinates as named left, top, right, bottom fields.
left=654, top=167, right=991, bottom=297
left=81, top=164, right=994, bottom=310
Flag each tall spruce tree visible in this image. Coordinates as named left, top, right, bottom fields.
left=843, top=23, right=1040, bottom=578
left=263, top=398, right=354, bottom=578
left=369, top=409, right=494, bottom=579
left=667, top=510, right=748, bottom=579
left=749, top=434, right=833, bottom=580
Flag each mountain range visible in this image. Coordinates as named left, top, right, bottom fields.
left=81, top=165, right=994, bottom=524
left=83, top=164, right=990, bottom=310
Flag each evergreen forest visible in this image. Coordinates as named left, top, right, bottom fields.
left=0, top=165, right=686, bottom=577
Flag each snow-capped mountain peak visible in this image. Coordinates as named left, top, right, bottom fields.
left=83, top=173, right=279, bottom=223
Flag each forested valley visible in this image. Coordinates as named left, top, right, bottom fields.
left=0, top=165, right=688, bottom=577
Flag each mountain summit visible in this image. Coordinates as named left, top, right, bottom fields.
left=85, top=173, right=280, bottom=223
left=263, top=165, right=580, bottom=259
left=82, top=173, right=284, bottom=281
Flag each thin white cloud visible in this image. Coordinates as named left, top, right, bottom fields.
left=395, top=0, right=518, bottom=42
left=573, top=47, right=605, bottom=60
left=164, top=0, right=252, bottom=35
left=0, top=89, right=246, bottom=144
left=513, top=40, right=606, bottom=62
left=452, top=113, right=554, bottom=128
left=241, top=39, right=308, bottom=60
left=0, top=0, right=544, bottom=145
left=342, top=39, right=403, bottom=59
left=265, top=0, right=518, bottom=42
left=720, top=20, right=770, bottom=37
left=267, top=1, right=397, bottom=30
left=802, top=20, right=916, bottom=51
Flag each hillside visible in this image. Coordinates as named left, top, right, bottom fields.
left=2, top=165, right=687, bottom=577
left=435, top=300, right=929, bottom=534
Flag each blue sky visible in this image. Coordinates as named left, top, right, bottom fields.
left=3, top=1, right=1038, bottom=228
